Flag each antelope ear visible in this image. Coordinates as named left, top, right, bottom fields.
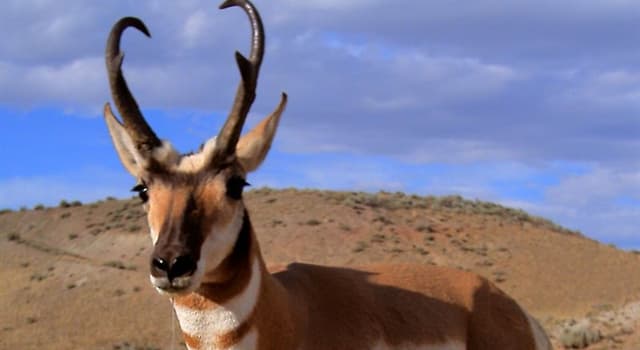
left=103, top=103, right=145, bottom=177
left=236, top=93, right=287, bottom=173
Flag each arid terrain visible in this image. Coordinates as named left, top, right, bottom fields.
left=1, top=188, right=640, bottom=349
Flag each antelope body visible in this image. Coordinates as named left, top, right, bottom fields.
left=103, top=1, right=552, bottom=349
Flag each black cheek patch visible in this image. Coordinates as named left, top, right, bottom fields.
left=226, top=176, right=249, bottom=200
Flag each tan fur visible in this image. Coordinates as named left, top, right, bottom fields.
left=174, top=98, right=286, bottom=175
left=109, top=105, right=286, bottom=177
left=183, top=332, right=202, bottom=349
left=165, top=214, right=547, bottom=350
left=151, top=140, right=181, bottom=166
left=146, top=173, right=240, bottom=241
left=259, top=252, right=540, bottom=349
left=236, top=93, right=287, bottom=173
left=103, top=103, right=145, bottom=177
left=177, top=138, right=219, bottom=173
left=105, top=103, right=181, bottom=176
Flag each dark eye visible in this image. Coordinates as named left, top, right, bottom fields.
left=131, top=182, right=149, bottom=203
left=226, top=176, right=249, bottom=200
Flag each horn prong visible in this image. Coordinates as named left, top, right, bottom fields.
left=210, top=0, right=266, bottom=164
left=105, top=17, right=160, bottom=155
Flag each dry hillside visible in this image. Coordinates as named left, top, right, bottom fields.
left=1, top=188, right=640, bottom=349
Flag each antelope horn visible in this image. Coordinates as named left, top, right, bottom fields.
left=106, top=17, right=161, bottom=155
left=211, top=0, right=265, bottom=163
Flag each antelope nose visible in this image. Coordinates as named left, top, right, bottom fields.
left=151, top=254, right=197, bottom=280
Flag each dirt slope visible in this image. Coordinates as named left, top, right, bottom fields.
left=1, top=189, right=639, bottom=349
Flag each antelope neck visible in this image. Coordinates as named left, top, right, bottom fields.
left=171, top=209, right=269, bottom=349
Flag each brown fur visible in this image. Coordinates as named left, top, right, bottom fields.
left=146, top=168, right=244, bottom=273
left=170, top=209, right=542, bottom=349
left=183, top=332, right=202, bottom=349
left=259, top=257, right=538, bottom=349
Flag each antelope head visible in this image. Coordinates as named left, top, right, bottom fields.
left=103, top=0, right=286, bottom=295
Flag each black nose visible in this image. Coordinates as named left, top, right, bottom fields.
left=151, top=254, right=197, bottom=280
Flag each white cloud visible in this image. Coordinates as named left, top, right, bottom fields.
left=182, top=10, right=208, bottom=47
left=538, top=166, right=640, bottom=241
left=546, top=167, right=640, bottom=207
left=392, top=53, right=517, bottom=85
left=0, top=58, right=105, bottom=113
left=400, top=139, right=517, bottom=164
left=26, top=58, right=105, bottom=100
left=555, top=69, right=640, bottom=110
left=385, top=52, right=519, bottom=105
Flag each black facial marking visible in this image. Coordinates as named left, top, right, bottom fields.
left=226, top=175, right=249, bottom=200
left=131, top=182, right=149, bottom=203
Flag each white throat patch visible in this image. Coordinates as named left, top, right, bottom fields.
left=174, top=258, right=262, bottom=347
left=198, top=208, right=246, bottom=283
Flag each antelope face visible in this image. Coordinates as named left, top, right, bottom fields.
left=103, top=0, right=286, bottom=296
left=139, top=161, right=248, bottom=294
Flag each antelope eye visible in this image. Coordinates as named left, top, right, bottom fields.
left=131, top=183, right=149, bottom=203
left=226, top=176, right=249, bottom=200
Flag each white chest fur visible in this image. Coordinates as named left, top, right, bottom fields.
left=174, top=259, right=262, bottom=349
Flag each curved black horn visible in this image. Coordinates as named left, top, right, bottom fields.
left=106, top=17, right=161, bottom=154
left=211, top=0, right=265, bottom=163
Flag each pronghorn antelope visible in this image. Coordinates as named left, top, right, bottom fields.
left=103, top=1, right=552, bottom=349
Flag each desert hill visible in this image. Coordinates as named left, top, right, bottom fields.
left=1, top=188, right=639, bottom=349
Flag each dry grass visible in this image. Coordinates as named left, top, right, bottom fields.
left=0, top=188, right=639, bottom=349
left=322, top=190, right=580, bottom=235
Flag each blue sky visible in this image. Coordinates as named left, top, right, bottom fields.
left=0, top=0, right=638, bottom=248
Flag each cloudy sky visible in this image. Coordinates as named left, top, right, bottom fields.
left=0, top=0, right=638, bottom=248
